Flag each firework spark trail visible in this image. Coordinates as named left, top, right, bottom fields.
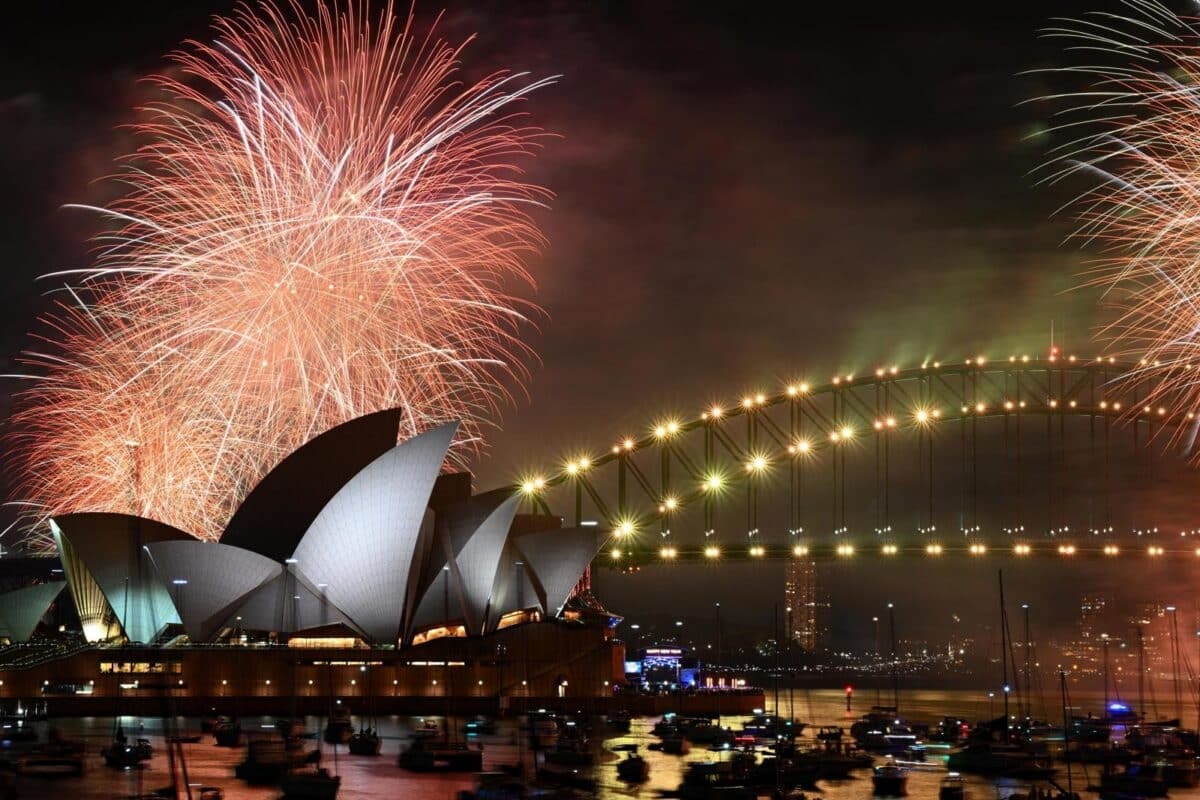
left=1035, top=0, right=1200, bottom=454
left=6, top=0, right=554, bottom=549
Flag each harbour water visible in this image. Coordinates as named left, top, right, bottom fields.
left=3, top=688, right=1196, bottom=798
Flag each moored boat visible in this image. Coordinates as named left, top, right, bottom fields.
left=607, top=709, right=632, bottom=733
left=200, top=710, right=220, bottom=733
left=347, top=728, right=381, bottom=756
left=455, top=771, right=543, bottom=800
left=11, top=738, right=85, bottom=778
left=397, top=738, right=483, bottom=772
left=102, top=734, right=153, bottom=769
left=653, top=713, right=679, bottom=737
left=1093, top=761, right=1170, bottom=798
left=872, top=761, right=909, bottom=796
left=742, top=712, right=804, bottom=741
left=614, top=743, right=649, bottom=783
left=947, top=739, right=1055, bottom=779
left=939, top=772, right=967, bottom=800
left=212, top=717, right=243, bottom=748
left=323, top=707, right=353, bottom=745
left=675, top=754, right=757, bottom=800
left=678, top=715, right=733, bottom=745
left=464, top=716, right=498, bottom=736
left=413, top=718, right=441, bottom=740
left=527, top=712, right=558, bottom=750
left=280, top=766, right=341, bottom=799
left=235, top=737, right=319, bottom=784
left=851, top=708, right=918, bottom=754
left=658, top=730, right=690, bottom=755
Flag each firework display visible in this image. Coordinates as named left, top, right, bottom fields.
left=1039, top=2, right=1200, bottom=445
left=6, top=0, right=552, bottom=548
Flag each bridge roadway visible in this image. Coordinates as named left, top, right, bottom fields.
left=597, top=538, right=1194, bottom=564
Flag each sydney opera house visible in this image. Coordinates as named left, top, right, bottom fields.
left=0, top=411, right=624, bottom=714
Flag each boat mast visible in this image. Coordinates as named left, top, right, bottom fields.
left=998, top=571, right=1010, bottom=738
left=442, top=565, right=453, bottom=744
left=774, top=604, right=783, bottom=793
left=1137, top=626, right=1145, bottom=722
left=1102, top=635, right=1109, bottom=717
left=325, top=657, right=339, bottom=777
left=715, top=602, right=722, bottom=727
left=888, top=602, right=899, bottom=711
left=517, top=561, right=527, bottom=778
left=1169, top=606, right=1183, bottom=722
left=1061, top=670, right=1073, bottom=798
left=773, top=602, right=780, bottom=719
left=1022, top=603, right=1032, bottom=722
left=873, top=614, right=881, bottom=707
left=788, top=606, right=795, bottom=723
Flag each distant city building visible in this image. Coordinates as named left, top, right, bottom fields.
left=784, top=560, right=828, bottom=652
left=1129, top=602, right=1172, bottom=680
left=1080, top=593, right=1107, bottom=642
left=1059, top=592, right=1110, bottom=676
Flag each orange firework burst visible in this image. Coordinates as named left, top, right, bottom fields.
left=6, top=1, right=554, bottom=547
left=1038, top=3, right=1200, bottom=450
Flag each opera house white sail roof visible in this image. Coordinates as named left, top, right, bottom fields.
left=17, top=413, right=601, bottom=646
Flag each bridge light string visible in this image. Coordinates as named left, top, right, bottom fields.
left=517, top=355, right=1198, bottom=540
left=573, top=540, right=1200, bottom=562
left=542, top=382, right=1182, bottom=487
left=787, top=439, right=812, bottom=456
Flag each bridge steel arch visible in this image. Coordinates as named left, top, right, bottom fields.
left=518, top=354, right=1200, bottom=565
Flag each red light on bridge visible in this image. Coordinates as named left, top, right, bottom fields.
left=844, top=685, right=853, bottom=695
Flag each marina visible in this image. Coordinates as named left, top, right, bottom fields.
left=0, top=689, right=1193, bottom=798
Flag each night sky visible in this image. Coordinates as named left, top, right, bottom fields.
left=1, top=2, right=1196, bottom=650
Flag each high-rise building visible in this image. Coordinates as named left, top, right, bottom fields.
left=1129, top=602, right=1169, bottom=678
left=784, top=560, right=828, bottom=652
left=1080, top=594, right=1106, bottom=642
left=1058, top=593, right=1110, bottom=676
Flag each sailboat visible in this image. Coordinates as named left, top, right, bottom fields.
left=347, top=725, right=381, bottom=756
left=322, top=705, right=353, bottom=745
left=872, top=758, right=910, bottom=796
left=132, top=679, right=225, bottom=800
left=398, top=621, right=483, bottom=773
left=614, top=743, right=650, bottom=783
left=1049, top=671, right=1082, bottom=800
left=321, top=662, right=350, bottom=748
left=280, top=660, right=341, bottom=799
left=852, top=604, right=916, bottom=754
left=101, top=721, right=153, bottom=769
left=101, top=677, right=152, bottom=769
left=348, top=664, right=381, bottom=756
left=947, top=572, right=1053, bottom=780
left=213, top=646, right=244, bottom=746
left=280, top=766, right=341, bottom=800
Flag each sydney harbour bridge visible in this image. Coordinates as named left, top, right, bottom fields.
left=518, top=348, right=1200, bottom=565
